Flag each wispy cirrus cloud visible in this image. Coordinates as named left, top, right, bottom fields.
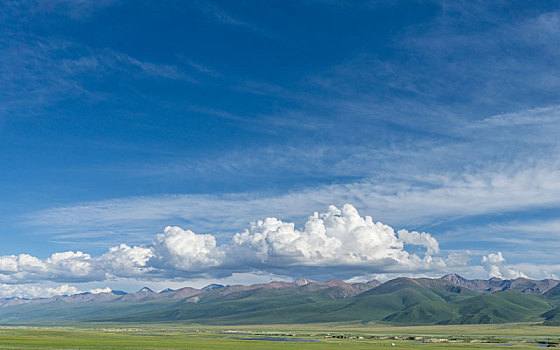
left=3, top=0, right=119, bottom=20
left=0, top=37, right=209, bottom=122
left=26, top=155, right=560, bottom=248
left=196, top=1, right=278, bottom=39
left=489, top=219, right=560, bottom=235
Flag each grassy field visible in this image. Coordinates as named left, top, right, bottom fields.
left=1, top=322, right=559, bottom=349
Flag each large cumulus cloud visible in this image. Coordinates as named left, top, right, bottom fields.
left=0, top=204, right=455, bottom=284
left=151, top=226, right=223, bottom=271
left=0, top=283, right=80, bottom=299
left=0, top=252, right=103, bottom=283
left=224, top=204, right=437, bottom=270
left=481, top=252, right=527, bottom=279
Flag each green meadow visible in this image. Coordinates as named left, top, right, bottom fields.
left=1, top=322, right=559, bottom=349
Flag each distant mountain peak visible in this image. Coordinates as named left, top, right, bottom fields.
left=489, top=277, right=504, bottom=283
left=202, top=284, right=224, bottom=291
left=111, top=290, right=128, bottom=295
left=160, top=288, right=174, bottom=293
left=138, top=287, right=154, bottom=293
left=325, top=279, right=349, bottom=287
left=294, top=277, right=314, bottom=286
left=441, top=273, right=468, bottom=283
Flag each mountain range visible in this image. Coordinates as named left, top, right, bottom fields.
left=2, top=274, right=560, bottom=325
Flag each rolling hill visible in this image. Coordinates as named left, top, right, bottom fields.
left=1, top=274, right=558, bottom=325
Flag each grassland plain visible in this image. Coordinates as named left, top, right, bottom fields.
left=1, top=322, right=560, bottom=349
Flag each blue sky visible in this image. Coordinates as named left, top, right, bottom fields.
left=1, top=0, right=560, bottom=297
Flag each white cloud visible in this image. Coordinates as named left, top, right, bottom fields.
left=151, top=226, right=223, bottom=271
left=488, top=219, right=560, bottom=235
left=0, top=284, right=79, bottom=299
left=88, top=287, right=112, bottom=294
left=1, top=204, right=453, bottom=284
left=99, top=244, right=154, bottom=277
left=225, top=204, right=430, bottom=269
left=481, top=105, right=560, bottom=127
left=47, top=251, right=95, bottom=279
left=0, top=254, right=47, bottom=277
left=398, top=229, right=439, bottom=255
left=27, top=157, right=560, bottom=249
left=3, top=204, right=557, bottom=290
left=481, top=252, right=527, bottom=279
left=111, top=52, right=195, bottom=81
left=503, top=263, right=560, bottom=281
left=0, top=251, right=102, bottom=283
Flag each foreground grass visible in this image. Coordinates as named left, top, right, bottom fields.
left=0, top=322, right=559, bottom=349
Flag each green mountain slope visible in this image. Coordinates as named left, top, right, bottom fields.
left=99, top=286, right=347, bottom=324
left=330, top=278, right=449, bottom=322
left=444, top=290, right=552, bottom=324
left=544, top=283, right=560, bottom=302
left=541, top=307, right=560, bottom=326
left=0, top=277, right=557, bottom=325
left=383, top=300, right=458, bottom=324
